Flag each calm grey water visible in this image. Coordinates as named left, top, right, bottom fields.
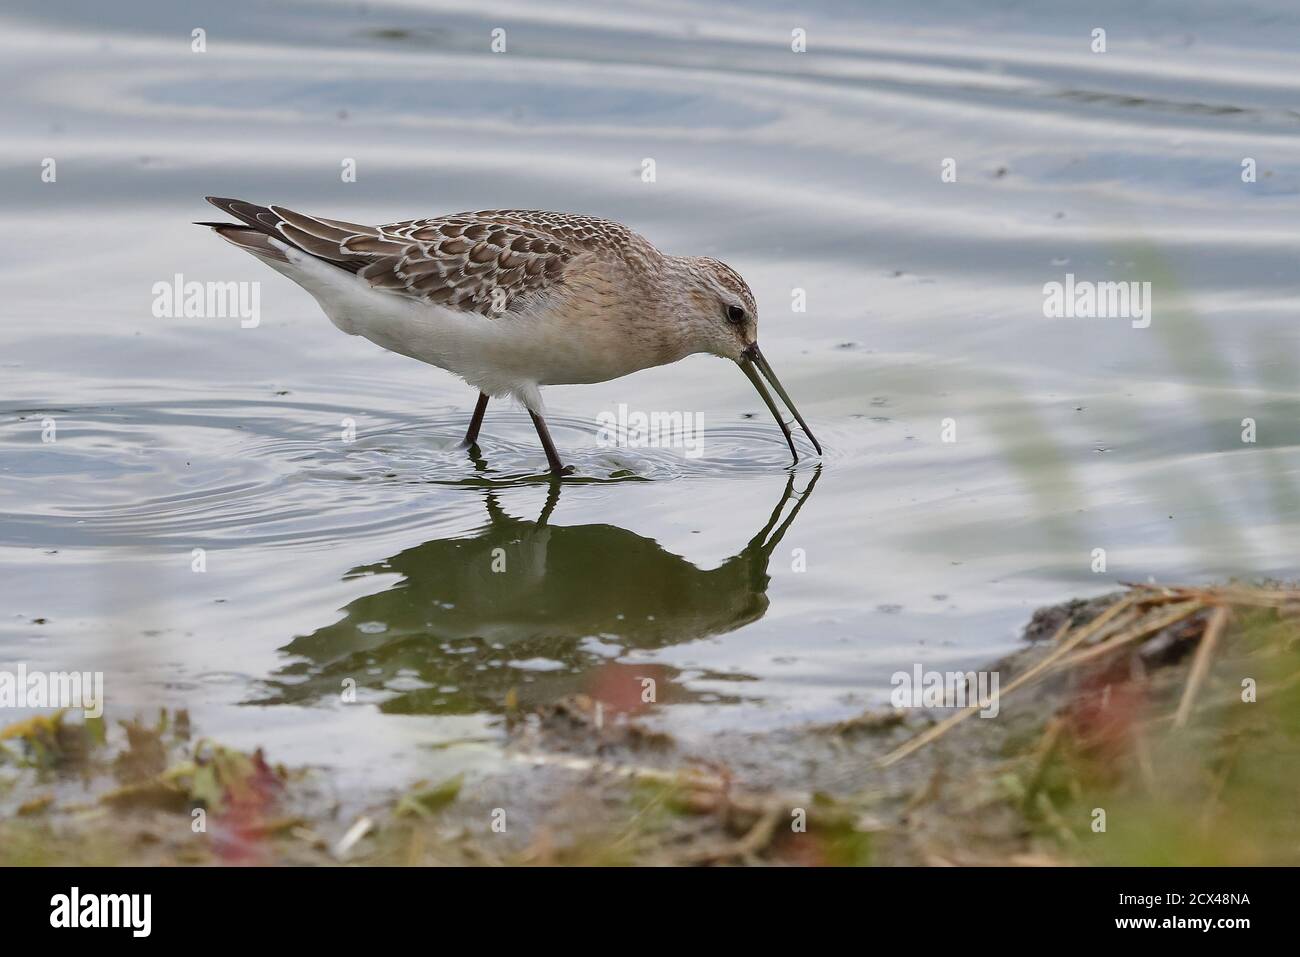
left=2, top=0, right=1298, bottom=792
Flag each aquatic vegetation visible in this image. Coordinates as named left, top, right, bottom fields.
left=394, top=775, right=463, bottom=819
left=0, top=710, right=103, bottom=770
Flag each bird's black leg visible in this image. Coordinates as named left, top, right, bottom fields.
left=528, top=408, right=572, bottom=476
left=463, top=392, right=490, bottom=446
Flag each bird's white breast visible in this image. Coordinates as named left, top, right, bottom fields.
left=269, top=243, right=657, bottom=401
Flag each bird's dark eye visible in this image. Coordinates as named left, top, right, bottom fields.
left=726, top=305, right=746, bottom=324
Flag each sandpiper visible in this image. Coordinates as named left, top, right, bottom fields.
left=199, top=198, right=820, bottom=475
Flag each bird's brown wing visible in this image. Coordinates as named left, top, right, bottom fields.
left=354, top=213, right=574, bottom=316
left=204, top=198, right=582, bottom=317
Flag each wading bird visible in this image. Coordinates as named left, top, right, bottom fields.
left=200, top=198, right=820, bottom=475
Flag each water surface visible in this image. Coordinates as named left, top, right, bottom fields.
left=1, top=0, right=1298, bottom=793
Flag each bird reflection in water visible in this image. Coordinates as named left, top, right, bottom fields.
left=257, top=468, right=819, bottom=716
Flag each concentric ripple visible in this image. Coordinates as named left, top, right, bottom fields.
left=0, top=397, right=839, bottom=549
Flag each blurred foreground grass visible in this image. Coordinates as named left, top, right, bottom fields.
left=1032, top=598, right=1300, bottom=865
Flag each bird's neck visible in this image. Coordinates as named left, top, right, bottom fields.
left=652, top=255, right=713, bottom=358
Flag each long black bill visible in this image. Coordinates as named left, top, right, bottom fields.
left=740, top=343, right=822, bottom=462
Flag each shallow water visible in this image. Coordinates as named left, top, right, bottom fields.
left=2, top=0, right=1298, bottom=793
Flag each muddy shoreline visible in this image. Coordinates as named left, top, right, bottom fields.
left=3, top=584, right=1296, bottom=866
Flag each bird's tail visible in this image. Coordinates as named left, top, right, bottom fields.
left=195, top=222, right=290, bottom=262
left=196, top=196, right=383, bottom=271
left=196, top=197, right=294, bottom=263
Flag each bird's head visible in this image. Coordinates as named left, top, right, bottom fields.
left=677, top=255, right=760, bottom=362
left=668, top=256, right=821, bottom=462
